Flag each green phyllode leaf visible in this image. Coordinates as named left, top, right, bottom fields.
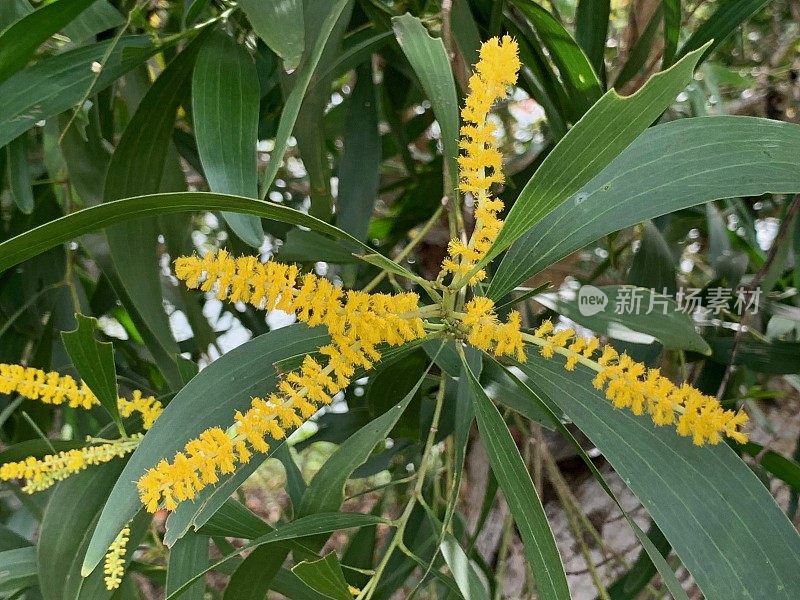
left=61, top=314, right=123, bottom=433
left=518, top=353, right=800, bottom=598
left=462, top=355, right=570, bottom=600
left=292, top=553, right=353, bottom=600
left=192, top=30, right=264, bottom=247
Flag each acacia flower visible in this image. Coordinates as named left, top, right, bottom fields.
left=137, top=252, right=428, bottom=512
left=441, top=35, right=521, bottom=284
left=0, top=434, right=144, bottom=493
left=0, top=362, right=163, bottom=428
left=103, top=525, right=131, bottom=590
left=461, top=296, right=525, bottom=361
left=525, top=321, right=749, bottom=445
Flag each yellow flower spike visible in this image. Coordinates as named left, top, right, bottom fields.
left=1, top=363, right=163, bottom=430
left=103, top=525, right=131, bottom=590
left=0, top=434, right=143, bottom=493
left=461, top=297, right=525, bottom=360
left=441, top=35, right=521, bottom=287
left=522, top=328, right=749, bottom=446
left=141, top=254, right=430, bottom=512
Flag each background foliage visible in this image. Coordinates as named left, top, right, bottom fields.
left=1, top=0, right=800, bottom=598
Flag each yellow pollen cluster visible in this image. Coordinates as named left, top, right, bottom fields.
left=462, top=297, right=525, bottom=361
left=137, top=251, right=427, bottom=512
left=0, top=363, right=162, bottom=429
left=530, top=321, right=749, bottom=445
left=103, top=525, right=130, bottom=590
left=0, top=434, right=143, bottom=493
left=441, top=35, right=520, bottom=284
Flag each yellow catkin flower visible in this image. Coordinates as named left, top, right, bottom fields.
left=529, top=321, right=749, bottom=445
left=0, top=363, right=163, bottom=429
left=103, top=525, right=130, bottom=590
left=461, top=296, right=525, bottom=361
left=0, top=434, right=143, bottom=493
left=441, top=35, right=521, bottom=284
left=138, top=252, right=429, bottom=512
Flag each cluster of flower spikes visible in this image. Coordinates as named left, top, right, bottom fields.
left=0, top=362, right=163, bottom=426
left=531, top=320, right=749, bottom=445
left=137, top=250, right=427, bottom=512
left=0, top=363, right=163, bottom=493
left=103, top=525, right=130, bottom=590
left=441, top=35, right=521, bottom=285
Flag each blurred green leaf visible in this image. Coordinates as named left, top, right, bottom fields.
left=614, top=5, right=663, bottom=89
left=678, top=0, right=770, bottom=60
left=6, top=135, right=34, bottom=214
left=192, top=30, right=264, bottom=247
left=61, top=314, right=122, bottom=432
left=518, top=353, right=800, bottom=598
left=0, top=0, right=99, bottom=84
left=662, top=0, right=681, bottom=66
left=487, top=45, right=706, bottom=263
left=278, top=229, right=360, bottom=263
left=708, top=337, right=800, bottom=374
left=240, top=0, right=304, bottom=70
left=511, top=0, right=603, bottom=117
left=0, top=546, right=37, bottom=595
left=336, top=63, right=381, bottom=242
left=738, top=441, right=800, bottom=492
left=463, top=356, right=569, bottom=600
left=628, top=221, right=678, bottom=294
left=491, top=117, right=800, bottom=299
left=292, top=553, right=352, bottom=600
left=0, top=36, right=156, bottom=148
left=575, top=0, right=610, bottom=82
left=260, top=0, right=353, bottom=198
left=392, top=13, right=460, bottom=193
left=62, top=1, right=124, bottom=44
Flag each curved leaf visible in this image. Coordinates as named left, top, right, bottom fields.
left=0, top=191, right=376, bottom=275
left=678, top=0, right=770, bottom=61
left=0, top=36, right=155, bottom=148
left=166, top=513, right=387, bottom=599
left=490, top=116, right=800, bottom=299
left=511, top=0, right=603, bottom=118
left=103, top=32, right=208, bottom=389
left=259, top=0, right=352, bottom=197
left=486, top=45, right=707, bottom=264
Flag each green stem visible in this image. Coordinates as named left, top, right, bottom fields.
left=359, top=374, right=448, bottom=599
left=362, top=205, right=446, bottom=295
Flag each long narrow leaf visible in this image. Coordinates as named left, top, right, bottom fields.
left=462, top=355, right=569, bottom=600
